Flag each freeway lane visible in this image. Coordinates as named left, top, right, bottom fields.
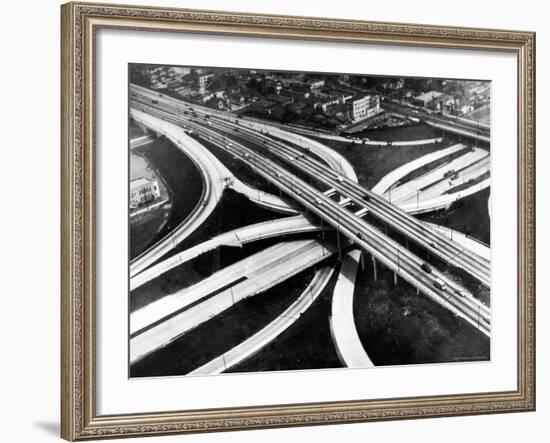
left=428, top=222, right=490, bottom=260
left=398, top=157, right=490, bottom=205
left=140, top=95, right=490, bottom=286
left=133, top=91, right=492, bottom=308
left=132, top=110, right=295, bottom=215
left=188, top=264, right=336, bottom=375
left=131, top=83, right=358, bottom=182
left=386, top=149, right=489, bottom=204
left=330, top=249, right=375, bottom=368
left=399, top=177, right=490, bottom=215
left=426, top=120, right=491, bottom=144
left=372, top=143, right=468, bottom=194
left=129, top=99, right=490, bottom=335
left=130, top=239, right=338, bottom=363
left=382, top=101, right=491, bottom=144
left=129, top=111, right=215, bottom=278
left=130, top=109, right=296, bottom=277
left=130, top=215, right=326, bottom=291
left=187, top=110, right=491, bottom=287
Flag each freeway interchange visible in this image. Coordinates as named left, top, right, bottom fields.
left=129, top=83, right=491, bottom=370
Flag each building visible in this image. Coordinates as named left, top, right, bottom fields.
left=348, top=93, right=380, bottom=121
left=413, top=90, right=443, bottom=107
left=166, top=79, right=181, bottom=89
left=130, top=177, right=160, bottom=209
left=198, top=73, right=214, bottom=93
left=315, top=96, right=341, bottom=112
left=171, top=66, right=191, bottom=77
left=308, top=79, right=325, bottom=90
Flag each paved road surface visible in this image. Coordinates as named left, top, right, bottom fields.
left=188, top=264, right=336, bottom=375
left=330, top=249, right=375, bottom=368
left=371, top=144, right=467, bottom=195
left=385, top=149, right=489, bottom=204
left=130, top=110, right=296, bottom=277
left=130, top=87, right=491, bottom=334
left=130, top=239, right=337, bottom=363
left=130, top=215, right=326, bottom=291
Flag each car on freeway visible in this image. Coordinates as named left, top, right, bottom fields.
left=315, top=198, right=323, bottom=204
left=455, top=288, right=466, bottom=297
left=433, top=278, right=447, bottom=291
left=356, top=231, right=366, bottom=241
left=429, top=241, right=438, bottom=249
left=152, top=99, right=158, bottom=105
left=336, top=176, right=344, bottom=183
left=420, top=262, right=432, bottom=273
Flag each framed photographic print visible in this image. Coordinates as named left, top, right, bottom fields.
left=61, top=1, right=536, bottom=440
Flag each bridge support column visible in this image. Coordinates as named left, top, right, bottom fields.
left=371, top=255, right=377, bottom=280
left=360, top=252, right=365, bottom=271
left=393, top=271, right=398, bottom=286
left=416, top=287, right=420, bottom=295
left=137, top=121, right=148, bottom=134
left=336, top=231, right=342, bottom=261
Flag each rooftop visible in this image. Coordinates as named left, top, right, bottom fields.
left=130, top=177, right=153, bottom=190
left=415, top=90, right=443, bottom=102
left=351, top=92, right=376, bottom=101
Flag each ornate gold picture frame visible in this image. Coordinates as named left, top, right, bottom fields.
left=61, top=1, right=535, bottom=440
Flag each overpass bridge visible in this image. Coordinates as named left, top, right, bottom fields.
left=129, top=92, right=490, bottom=336
left=131, top=89, right=489, bottom=288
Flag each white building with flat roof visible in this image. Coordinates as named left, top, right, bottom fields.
left=130, top=177, right=160, bottom=209
left=348, top=93, right=380, bottom=121
left=413, top=90, right=443, bottom=107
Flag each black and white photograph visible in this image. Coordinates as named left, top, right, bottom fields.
left=128, top=64, right=491, bottom=378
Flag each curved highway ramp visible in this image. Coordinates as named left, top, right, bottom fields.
left=130, top=239, right=337, bottom=364
left=188, top=265, right=336, bottom=375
